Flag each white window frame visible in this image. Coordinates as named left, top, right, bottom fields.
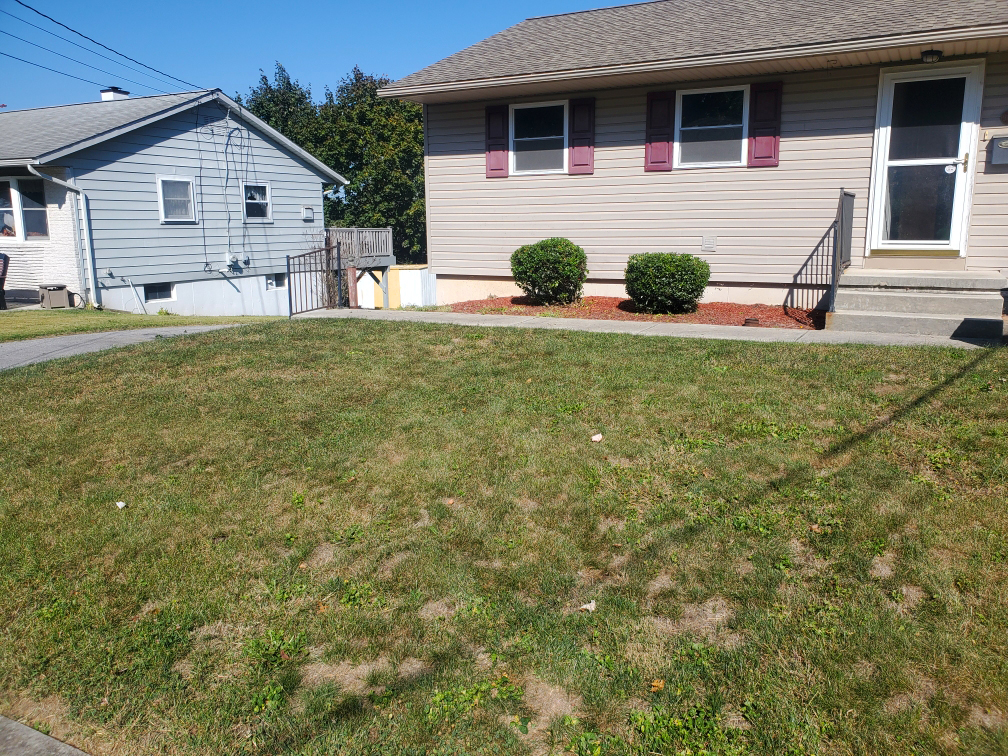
left=143, top=282, right=175, bottom=303
left=673, top=85, right=750, bottom=169
left=509, top=100, right=569, bottom=176
left=156, top=176, right=197, bottom=224
left=242, top=181, right=273, bottom=223
left=865, top=60, right=985, bottom=258
left=0, top=177, right=51, bottom=243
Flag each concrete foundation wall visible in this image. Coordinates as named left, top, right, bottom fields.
left=100, top=272, right=290, bottom=316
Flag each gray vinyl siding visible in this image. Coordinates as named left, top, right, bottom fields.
left=425, top=59, right=1008, bottom=283
left=969, top=53, right=1008, bottom=272
left=62, top=103, right=326, bottom=286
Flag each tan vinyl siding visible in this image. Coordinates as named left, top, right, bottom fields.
left=425, top=66, right=879, bottom=284
left=968, top=52, right=1008, bottom=272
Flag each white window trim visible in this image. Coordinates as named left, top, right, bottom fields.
left=673, top=85, right=750, bottom=169
left=509, top=100, right=569, bottom=176
left=0, top=177, right=50, bottom=243
left=143, top=282, right=176, bottom=303
left=864, top=60, right=985, bottom=258
left=242, top=181, right=273, bottom=223
left=156, top=175, right=197, bottom=224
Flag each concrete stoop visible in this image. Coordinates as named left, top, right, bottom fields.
left=826, top=269, right=1007, bottom=338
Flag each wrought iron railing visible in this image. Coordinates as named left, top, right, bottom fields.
left=286, top=227, right=395, bottom=316
left=790, top=189, right=855, bottom=311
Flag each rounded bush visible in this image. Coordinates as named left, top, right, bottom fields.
left=510, top=238, right=588, bottom=305
left=624, top=252, right=711, bottom=314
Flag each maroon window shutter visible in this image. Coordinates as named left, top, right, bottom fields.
left=645, top=91, right=675, bottom=171
left=486, top=105, right=509, bottom=178
left=568, top=98, right=595, bottom=175
left=748, top=82, right=783, bottom=167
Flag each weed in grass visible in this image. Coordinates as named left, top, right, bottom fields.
left=243, top=630, right=307, bottom=668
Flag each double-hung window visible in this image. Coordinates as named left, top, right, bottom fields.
left=157, top=176, right=196, bottom=223
left=675, top=86, right=749, bottom=167
left=510, top=102, right=567, bottom=174
left=0, top=178, right=50, bottom=240
left=243, top=183, right=271, bottom=221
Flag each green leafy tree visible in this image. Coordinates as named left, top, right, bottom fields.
left=241, top=64, right=426, bottom=264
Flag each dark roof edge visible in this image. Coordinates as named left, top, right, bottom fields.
left=379, top=22, right=1008, bottom=99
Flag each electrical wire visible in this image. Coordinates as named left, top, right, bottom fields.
left=0, top=9, right=181, bottom=92
left=0, top=28, right=168, bottom=94
left=12, top=0, right=202, bottom=90
left=0, top=50, right=103, bottom=87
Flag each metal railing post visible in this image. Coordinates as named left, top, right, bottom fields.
left=336, top=240, right=343, bottom=308
left=285, top=255, right=292, bottom=318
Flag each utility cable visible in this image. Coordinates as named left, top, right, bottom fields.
left=0, top=9, right=181, bottom=91
left=0, top=29, right=167, bottom=93
left=0, top=50, right=103, bottom=87
left=12, top=0, right=202, bottom=90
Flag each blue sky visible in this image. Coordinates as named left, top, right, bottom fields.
left=0, top=0, right=611, bottom=110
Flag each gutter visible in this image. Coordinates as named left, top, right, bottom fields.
left=379, top=23, right=1008, bottom=98
left=26, top=164, right=101, bottom=307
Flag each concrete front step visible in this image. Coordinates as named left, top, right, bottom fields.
left=826, top=310, right=1004, bottom=338
left=838, top=269, right=1008, bottom=291
left=833, top=288, right=1005, bottom=318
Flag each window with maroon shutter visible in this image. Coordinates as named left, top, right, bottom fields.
left=645, top=91, right=675, bottom=171
left=485, top=105, right=509, bottom=178
left=568, top=98, right=595, bottom=174
left=748, top=82, right=783, bottom=167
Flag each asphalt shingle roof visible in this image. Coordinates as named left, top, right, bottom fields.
left=0, top=91, right=208, bottom=163
left=387, top=0, right=1008, bottom=92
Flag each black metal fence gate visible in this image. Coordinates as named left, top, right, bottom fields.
left=286, top=237, right=343, bottom=316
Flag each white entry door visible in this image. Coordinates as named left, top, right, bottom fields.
left=868, top=63, right=984, bottom=256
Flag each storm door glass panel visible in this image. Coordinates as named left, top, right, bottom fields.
left=0, top=182, right=15, bottom=237
left=884, top=77, right=966, bottom=242
left=889, top=78, right=965, bottom=160
left=18, top=179, right=49, bottom=238
left=513, top=105, right=565, bottom=172
left=679, top=89, right=745, bottom=164
left=886, top=165, right=956, bottom=241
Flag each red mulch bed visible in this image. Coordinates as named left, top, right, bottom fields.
left=449, top=296, right=823, bottom=330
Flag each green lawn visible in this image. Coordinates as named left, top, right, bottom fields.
left=0, top=308, right=271, bottom=343
left=1, top=320, right=1006, bottom=756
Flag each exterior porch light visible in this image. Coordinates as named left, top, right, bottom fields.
left=921, top=49, right=944, bottom=64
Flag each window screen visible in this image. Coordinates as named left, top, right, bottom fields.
left=144, top=282, right=173, bottom=302
left=513, top=105, right=566, bottom=172
left=244, top=184, right=270, bottom=219
left=679, top=89, right=746, bottom=165
left=0, top=182, right=14, bottom=237
left=18, top=179, right=49, bottom=238
left=160, top=179, right=195, bottom=221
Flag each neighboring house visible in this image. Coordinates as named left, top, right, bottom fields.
left=381, top=0, right=1008, bottom=335
left=0, top=88, right=346, bottom=315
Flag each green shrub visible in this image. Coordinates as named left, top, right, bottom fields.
left=510, top=238, right=588, bottom=305
left=624, top=252, right=710, bottom=314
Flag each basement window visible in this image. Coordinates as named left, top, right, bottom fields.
left=511, top=102, right=567, bottom=174
left=265, top=272, right=287, bottom=290
left=144, top=282, right=174, bottom=302
left=158, top=177, right=196, bottom=222
left=675, top=86, right=749, bottom=167
left=243, top=183, right=271, bottom=221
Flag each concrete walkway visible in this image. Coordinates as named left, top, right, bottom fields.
left=0, top=715, right=88, bottom=756
left=0, top=325, right=235, bottom=371
left=296, top=307, right=1000, bottom=348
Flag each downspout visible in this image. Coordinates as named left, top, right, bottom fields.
left=26, top=164, right=101, bottom=307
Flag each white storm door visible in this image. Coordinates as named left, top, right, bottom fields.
left=869, top=64, right=984, bottom=255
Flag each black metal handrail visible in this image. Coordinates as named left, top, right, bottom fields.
left=830, top=189, right=855, bottom=312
